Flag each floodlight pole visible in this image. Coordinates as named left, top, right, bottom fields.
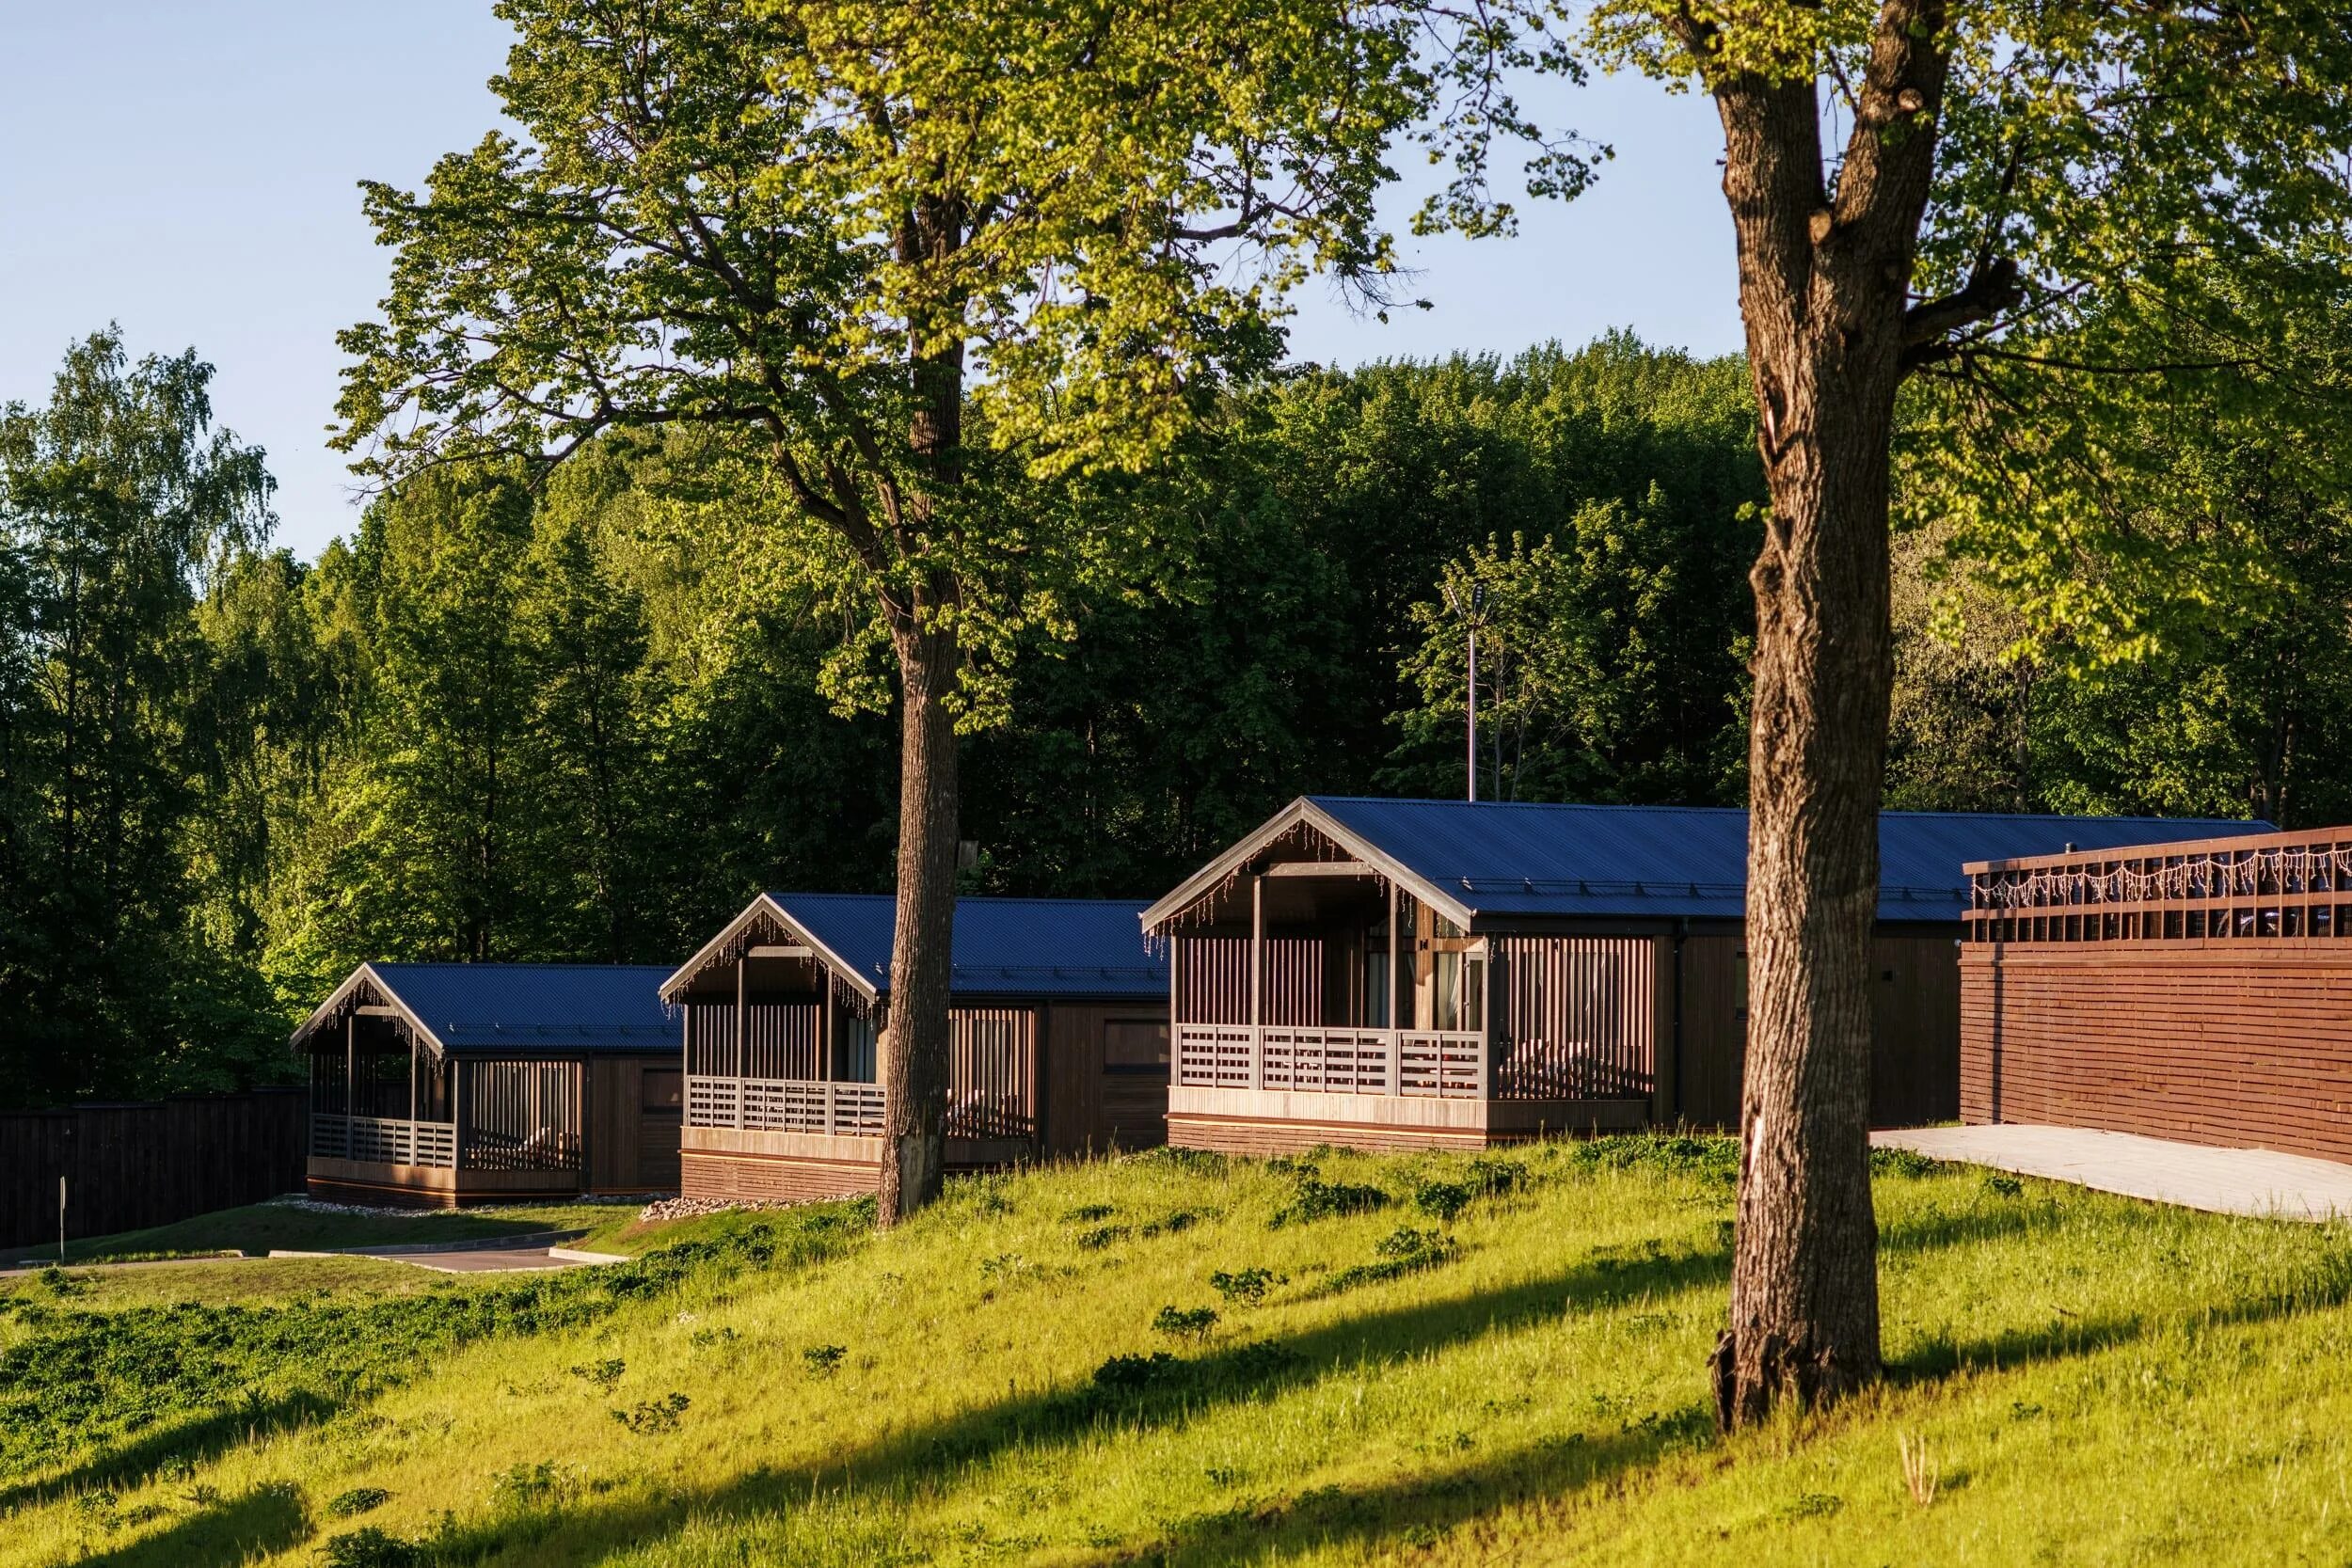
left=1466, top=623, right=1478, bottom=803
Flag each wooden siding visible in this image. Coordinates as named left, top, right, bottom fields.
left=1961, top=942, right=2352, bottom=1163
left=586, top=1054, right=684, bottom=1194
left=1675, top=931, right=1959, bottom=1131
left=948, top=1007, right=1038, bottom=1141
left=1, top=1088, right=308, bottom=1252
left=1039, top=1003, right=1172, bottom=1157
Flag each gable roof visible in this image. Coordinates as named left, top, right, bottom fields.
left=661, top=893, right=1167, bottom=1003
left=293, top=962, right=676, bottom=1057
left=1143, top=797, right=2273, bottom=931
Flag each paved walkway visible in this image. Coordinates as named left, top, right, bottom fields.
left=1873, top=1123, right=2352, bottom=1222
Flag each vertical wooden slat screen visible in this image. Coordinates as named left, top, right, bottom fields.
left=742, top=1001, right=822, bottom=1079
left=1491, top=936, right=1655, bottom=1101
left=946, top=1007, right=1037, bottom=1140
left=0, top=1088, right=310, bottom=1251
left=1178, top=937, right=1323, bottom=1024
left=457, top=1060, right=583, bottom=1171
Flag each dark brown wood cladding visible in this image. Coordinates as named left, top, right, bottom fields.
left=2, top=1089, right=309, bottom=1252
left=1675, top=932, right=1958, bottom=1131
left=587, top=1055, right=683, bottom=1194
left=1962, top=943, right=2352, bottom=1163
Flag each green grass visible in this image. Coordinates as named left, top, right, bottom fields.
left=8, top=1137, right=2352, bottom=1566
left=0, top=1199, right=670, bottom=1267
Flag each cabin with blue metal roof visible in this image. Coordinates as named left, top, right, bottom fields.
left=660, top=894, right=1170, bottom=1202
left=1140, top=797, right=2264, bottom=1155
left=291, top=962, right=684, bottom=1205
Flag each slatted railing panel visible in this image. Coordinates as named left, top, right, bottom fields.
left=1262, top=1028, right=1394, bottom=1094
left=688, top=1076, right=891, bottom=1137
left=1176, top=1024, right=1256, bottom=1087
left=1398, top=1033, right=1486, bottom=1099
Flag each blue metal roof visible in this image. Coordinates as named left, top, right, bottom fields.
left=357, top=963, right=677, bottom=1055
left=771, top=893, right=1167, bottom=1000
left=1300, top=798, right=2270, bottom=925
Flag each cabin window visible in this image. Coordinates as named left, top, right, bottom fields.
left=641, top=1068, right=683, bottom=1112
left=1433, top=953, right=1485, bottom=1032
left=837, top=1013, right=879, bottom=1083
left=1104, top=1021, right=1169, bottom=1071
left=1364, top=949, right=1391, bottom=1028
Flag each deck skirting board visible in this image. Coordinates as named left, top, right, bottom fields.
left=1167, top=1095, right=1648, bottom=1156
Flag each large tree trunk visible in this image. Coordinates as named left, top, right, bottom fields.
left=877, top=615, right=960, bottom=1227
left=1703, top=19, right=1950, bottom=1425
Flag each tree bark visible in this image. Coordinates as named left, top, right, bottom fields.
left=1703, top=8, right=1953, bottom=1427
left=877, top=613, right=960, bottom=1227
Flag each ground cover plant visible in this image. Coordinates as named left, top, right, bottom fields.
left=6, top=1138, right=2352, bottom=1565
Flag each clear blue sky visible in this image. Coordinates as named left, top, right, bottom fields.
left=0, top=5, right=1742, bottom=562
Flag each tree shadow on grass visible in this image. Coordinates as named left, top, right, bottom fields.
left=0, top=1388, right=334, bottom=1514
left=410, top=1239, right=1738, bottom=1566
left=68, top=1481, right=309, bottom=1568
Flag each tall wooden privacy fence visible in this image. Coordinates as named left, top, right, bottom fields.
left=0, top=1087, right=308, bottom=1253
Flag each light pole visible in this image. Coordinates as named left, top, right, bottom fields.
left=1442, top=582, right=1488, bottom=802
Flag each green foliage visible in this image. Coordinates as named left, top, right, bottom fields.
left=801, top=1344, right=847, bottom=1378
left=0, top=329, right=283, bottom=1106
left=1316, top=1226, right=1463, bottom=1296
left=1269, top=1170, right=1391, bottom=1228
left=0, top=1209, right=859, bottom=1481
left=608, top=1392, right=690, bottom=1435
left=1207, top=1267, right=1281, bottom=1306
left=320, top=1526, right=420, bottom=1568
left=326, top=1486, right=389, bottom=1519
left=1151, top=1305, right=1220, bottom=1342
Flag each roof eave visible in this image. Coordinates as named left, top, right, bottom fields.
left=1140, top=797, right=1475, bottom=932
left=660, top=893, right=881, bottom=1004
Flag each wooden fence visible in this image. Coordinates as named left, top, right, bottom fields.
left=0, top=1086, right=309, bottom=1254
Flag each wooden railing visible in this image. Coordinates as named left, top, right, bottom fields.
left=1965, top=828, right=2352, bottom=945
left=1174, top=1024, right=1488, bottom=1099
left=310, top=1114, right=456, bottom=1169
left=687, top=1075, right=886, bottom=1136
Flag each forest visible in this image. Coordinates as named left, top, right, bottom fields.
left=2, top=319, right=2348, bottom=1111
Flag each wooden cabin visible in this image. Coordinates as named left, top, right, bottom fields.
left=1956, top=822, right=2352, bottom=1162
left=1143, top=797, right=2254, bottom=1155
left=294, top=963, right=683, bottom=1206
left=662, top=894, right=1169, bottom=1202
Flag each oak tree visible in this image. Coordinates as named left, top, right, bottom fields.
left=1571, top=0, right=2352, bottom=1420
left=334, top=0, right=1569, bottom=1222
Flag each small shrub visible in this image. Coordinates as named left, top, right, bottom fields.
left=803, top=1344, right=847, bottom=1377
left=1092, top=1351, right=1180, bottom=1392
left=1218, top=1340, right=1302, bottom=1383
left=1570, top=1133, right=1739, bottom=1182
left=1140, top=1209, right=1206, bottom=1238
left=1208, top=1266, right=1280, bottom=1306
left=1063, top=1203, right=1116, bottom=1223
left=1124, top=1146, right=1228, bottom=1177
left=690, top=1324, right=739, bottom=1349
left=326, top=1487, right=389, bottom=1519
left=1316, top=1227, right=1460, bottom=1295
left=1271, top=1175, right=1389, bottom=1228
left=1984, top=1173, right=2026, bottom=1198
left=491, top=1462, right=561, bottom=1507
left=1870, top=1146, right=1944, bottom=1179
left=1152, top=1305, right=1219, bottom=1341
left=1073, top=1225, right=1131, bottom=1252
left=1412, top=1180, right=1475, bottom=1223
left=1781, top=1492, right=1844, bottom=1522
left=568, top=1357, right=625, bottom=1392
left=37, top=1266, right=83, bottom=1298
left=321, top=1528, right=421, bottom=1568
left=609, top=1392, right=690, bottom=1434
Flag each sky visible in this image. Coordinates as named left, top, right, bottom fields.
left=0, top=4, right=1743, bottom=562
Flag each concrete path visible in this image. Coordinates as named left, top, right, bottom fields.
left=1873, top=1123, right=2352, bottom=1222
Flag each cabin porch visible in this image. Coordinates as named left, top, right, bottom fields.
left=304, top=1014, right=584, bottom=1207
left=1158, top=845, right=1661, bottom=1154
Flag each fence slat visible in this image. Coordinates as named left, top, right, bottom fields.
left=0, top=1087, right=309, bottom=1251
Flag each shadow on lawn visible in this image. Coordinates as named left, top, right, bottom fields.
left=71, top=1481, right=310, bottom=1568
left=0, top=1389, right=334, bottom=1515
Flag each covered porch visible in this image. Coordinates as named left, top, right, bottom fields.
left=1151, top=813, right=1661, bottom=1154
left=302, top=990, right=584, bottom=1206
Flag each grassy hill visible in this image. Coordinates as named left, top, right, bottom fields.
left=7, top=1136, right=2352, bottom=1566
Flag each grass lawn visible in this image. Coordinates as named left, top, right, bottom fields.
left=7, top=1136, right=2352, bottom=1566
left=0, top=1198, right=700, bottom=1268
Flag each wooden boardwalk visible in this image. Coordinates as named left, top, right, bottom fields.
left=1874, top=1124, right=2352, bottom=1222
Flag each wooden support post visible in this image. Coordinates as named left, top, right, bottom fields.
left=821, top=973, right=834, bottom=1083
left=734, top=957, right=747, bottom=1130
left=453, top=1060, right=467, bottom=1172
left=344, top=1014, right=355, bottom=1123
left=407, top=1029, right=419, bottom=1163
left=1168, top=931, right=1181, bottom=1083
left=1249, top=872, right=1265, bottom=1090
left=1386, top=881, right=1402, bottom=1093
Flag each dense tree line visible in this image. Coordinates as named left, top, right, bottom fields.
left=7, top=324, right=2348, bottom=1110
